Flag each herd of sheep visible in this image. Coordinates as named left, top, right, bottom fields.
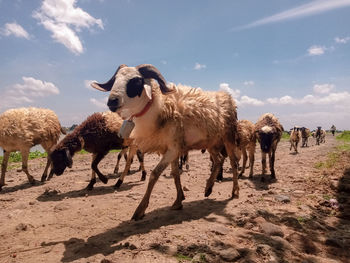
left=0, top=64, right=329, bottom=220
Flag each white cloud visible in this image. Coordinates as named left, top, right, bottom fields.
left=243, top=81, right=255, bottom=86
left=240, top=95, right=264, bottom=106
left=0, top=22, right=29, bottom=39
left=0, top=77, right=59, bottom=110
left=335, top=36, right=350, bottom=44
left=307, top=45, right=326, bottom=56
left=233, top=0, right=350, bottom=30
left=33, top=0, right=103, bottom=54
left=90, top=97, right=108, bottom=109
left=219, top=83, right=263, bottom=106
left=313, top=83, right=335, bottom=94
left=194, top=62, right=206, bottom=70
left=219, top=83, right=240, bottom=99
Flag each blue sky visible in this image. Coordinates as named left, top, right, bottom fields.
left=0, top=0, right=349, bottom=130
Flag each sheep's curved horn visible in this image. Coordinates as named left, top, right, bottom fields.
left=136, top=64, right=174, bottom=94
left=91, top=64, right=128, bottom=92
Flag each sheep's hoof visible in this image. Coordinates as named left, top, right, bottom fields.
left=238, top=173, right=243, bottom=178
left=99, top=176, right=108, bottom=184
left=185, top=164, right=189, bottom=170
left=137, top=166, right=142, bottom=172
left=171, top=203, right=183, bottom=210
left=205, top=187, right=212, bottom=197
left=30, top=179, right=36, bottom=186
left=40, top=175, right=47, bottom=182
left=114, top=179, right=123, bottom=189
left=260, top=176, right=265, bottom=182
left=86, top=178, right=96, bottom=191
left=131, top=211, right=145, bottom=221
left=141, top=171, right=147, bottom=181
left=231, top=192, right=239, bottom=199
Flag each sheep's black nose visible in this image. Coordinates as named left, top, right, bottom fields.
left=107, top=97, right=119, bottom=112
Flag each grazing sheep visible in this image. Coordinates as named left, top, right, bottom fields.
left=255, top=113, right=283, bottom=181
left=236, top=120, right=256, bottom=178
left=301, top=127, right=311, bottom=147
left=289, top=126, right=301, bottom=153
left=49, top=111, right=146, bottom=190
left=91, top=64, right=239, bottom=220
left=0, top=107, right=65, bottom=190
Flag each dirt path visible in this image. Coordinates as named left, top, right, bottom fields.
left=0, top=134, right=349, bottom=263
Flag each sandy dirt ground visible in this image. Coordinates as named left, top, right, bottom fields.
left=0, top=134, right=349, bottom=263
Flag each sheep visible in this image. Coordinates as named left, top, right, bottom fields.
left=235, top=119, right=256, bottom=178
left=91, top=63, right=239, bottom=220
left=255, top=113, right=283, bottom=181
left=330, top=125, right=336, bottom=136
left=49, top=111, right=146, bottom=190
left=0, top=107, right=65, bottom=190
left=289, top=126, right=301, bottom=153
left=301, top=127, right=310, bottom=147
left=315, top=126, right=326, bottom=145
left=321, top=129, right=326, bottom=143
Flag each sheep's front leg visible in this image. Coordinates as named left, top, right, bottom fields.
left=261, top=151, right=267, bottom=182
left=248, top=144, right=255, bottom=178
left=115, top=145, right=137, bottom=188
left=40, top=150, right=52, bottom=182
left=86, top=153, right=97, bottom=190
left=136, top=150, right=147, bottom=181
left=269, top=149, right=276, bottom=179
left=224, top=143, right=239, bottom=198
left=91, top=152, right=108, bottom=184
left=170, top=159, right=185, bottom=210
left=239, top=147, right=248, bottom=177
left=131, top=150, right=175, bottom=220
left=21, top=149, right=35, bottom=185
left=205, top=151, right=224, bottom=197
left=113, top=147, right=128, bottom=175
left=0, top=150, right=10, bottom=190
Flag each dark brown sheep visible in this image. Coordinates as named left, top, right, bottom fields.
left=49, top=111, right=146, bottom=190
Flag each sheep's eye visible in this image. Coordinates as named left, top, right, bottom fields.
left=126, top=77, right=144, bottom=98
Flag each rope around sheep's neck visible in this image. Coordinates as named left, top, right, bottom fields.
left=130, top=98, right=153, bottom=119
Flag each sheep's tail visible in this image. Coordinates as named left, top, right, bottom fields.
left=60, top=126, right=67, bottom=135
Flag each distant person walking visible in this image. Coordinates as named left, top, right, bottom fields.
left=330, top=125, right=336, bottom=136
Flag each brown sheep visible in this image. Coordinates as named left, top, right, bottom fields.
left=236, top=120, right=256, bottom=178
left=289, top=127, right=301, bottom=153
left=255, top=113, right=283, bottom=181
left=0, top=107, right=65, bottom=190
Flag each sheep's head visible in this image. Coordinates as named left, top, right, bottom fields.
left=50, top=148, right=73, bottom=176
left=91, top=64, right=174, bottom=119
left=257, top=126, right=275, bottom=153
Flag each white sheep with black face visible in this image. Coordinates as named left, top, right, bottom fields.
left=91, top=64, right=239, bottom=220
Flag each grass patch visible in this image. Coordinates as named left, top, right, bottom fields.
left=281, top=131, right=290, bottom=141
left=0, top=150, right=47, bottom=164
left=314, top=152, right=339, bottom=169
left=175, top=253, right=192, bottom=261
left=336, top=130, right=350, bottom=142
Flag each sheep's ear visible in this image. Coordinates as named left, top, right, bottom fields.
left=144, top=84, right=152, bottom=100
left=91, top=64, right=128, bottom=92
left=136, top=64, right=174, bottom=94
left=65, top=148, right=73, bottom=168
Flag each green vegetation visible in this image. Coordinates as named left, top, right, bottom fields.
left=0, top=149, right=121, bottom=164
left=314, top=131, right=350, bottom=169
left=0, top=150, right=47, bottom=164
left=336, top=130, right=350, bottom=142
left=175, top=253, right=192, bottom=261
left=281, top=131, right=290, bottom=140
